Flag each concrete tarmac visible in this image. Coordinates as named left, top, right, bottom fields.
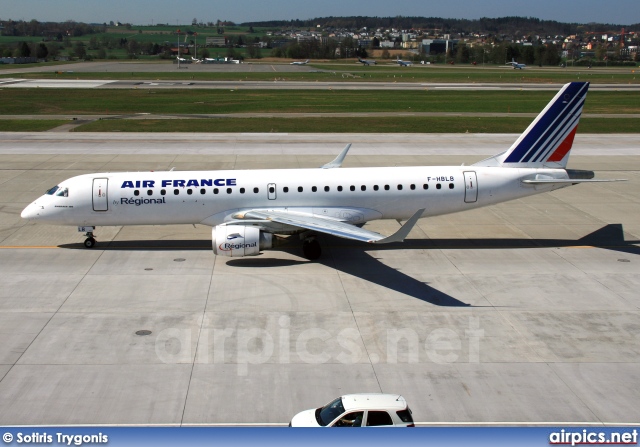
left=0, top=133, right=638, bottom=426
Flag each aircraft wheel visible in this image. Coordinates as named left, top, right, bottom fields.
left=84, top=237, right=96, bottom=248
left=302, top=239, right=321, bottom=260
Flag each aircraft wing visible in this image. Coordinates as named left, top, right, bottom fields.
left=230, top=208, right=424, bottom=244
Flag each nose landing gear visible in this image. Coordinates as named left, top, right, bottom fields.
left=78, top=226, right=97, bottom=249
left=84, top=235, right=97, bottom=248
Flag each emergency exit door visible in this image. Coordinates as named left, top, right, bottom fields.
left=92, top=178, right=108, bottom=211
left=463, top=171, right=478, bottom=203
left=267, top=183, right=277, bottom=200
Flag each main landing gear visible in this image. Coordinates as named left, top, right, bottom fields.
left=302, top=237, right=321, bottom=260
left=78, top=226, right=97, bottom=249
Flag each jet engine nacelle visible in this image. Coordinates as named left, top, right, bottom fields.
left=212, top=225, right=273, bottom=257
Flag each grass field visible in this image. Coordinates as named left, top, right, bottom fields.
left=0, top=120, right=69, bottom=131
left=2, top=65, right=638, bottom=84
left=1, top=89, right=638, bottom=115
left=72, top=117, right=639, bottom=133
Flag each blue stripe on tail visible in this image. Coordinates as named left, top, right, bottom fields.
left=503, top=82, right=589, bottom=164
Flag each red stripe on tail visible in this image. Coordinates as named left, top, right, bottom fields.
left=547, top=126, right=578, bottom=162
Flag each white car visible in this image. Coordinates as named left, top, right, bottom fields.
left=289, top=394, right=414, bottom=427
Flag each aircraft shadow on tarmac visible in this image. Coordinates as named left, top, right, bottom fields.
left=59, top=224, right=638, bottom=308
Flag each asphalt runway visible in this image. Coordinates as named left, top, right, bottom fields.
left=1, top=61, right=639, bottom=91
left=0, top=133, right=638, bottom=425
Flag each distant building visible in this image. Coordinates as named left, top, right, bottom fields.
left=0, top=57, right=38, bottom=64
left=422, top=38, right=459, bottom=55
left=205, top=36, right=226, bottom=47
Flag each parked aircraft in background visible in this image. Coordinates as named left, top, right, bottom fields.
left=507, top=58, right=526, bottom=69
left=191, top=57, right=201, bottom=63
left=202, top=57, right=240, bottom=64
left=358, top=57, right=377, bottom=66
left=290, top=59, right=310, bottom=65
left=176, top=56, right=189, bottom=63
left=395, top=57, right=413, bottom=66
left=21, top=82, right=623, bottom=260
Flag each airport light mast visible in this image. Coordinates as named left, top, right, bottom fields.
left=176, top=28, right=181, bottom=69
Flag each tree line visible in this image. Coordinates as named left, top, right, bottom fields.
left=241, top=16, right=640, bottom=35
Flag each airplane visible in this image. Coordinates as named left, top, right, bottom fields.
left=21, top=82, right=624, bottom=261
left=395, top=57, right=413, bottom=66
left=191, top=57, right=202, bottom=63
left=176, top=56, right=189, bottom=63
left=507, top=58, right=526, bottom=69
left=357, top=57, right=377, bottom=66
left=290, top=59, right=310, bottom=65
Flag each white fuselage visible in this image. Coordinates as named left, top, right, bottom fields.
left=21, top=165, right=569, bottom=230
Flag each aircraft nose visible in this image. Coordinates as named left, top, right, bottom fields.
left=21, top=203, right=39, bottom=220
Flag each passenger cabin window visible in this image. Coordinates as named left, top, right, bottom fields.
left=436, top=183, right=442, bottom=189
left=161, top=189, right=166, bottom=195
left=366, top=411, right=393, bottom=427
left=449, top=183, right=455, bottom=189
left=200, top=188, right=206, bottom=195
left=324, top=186, right=330, bottom=192
left=361, top=185, right=366, bottom=191
left=187, top=189, right=193, bottom=195
left=423, top=184, right=429, bottom=190
left=338, top=186, right=343, bottom=192
left=240, top=188, right=245, bottom=194
left=226, top=188, right=232, bottom=194
left=147, top=190, right=153, bottom=196
left=374, top=185, right=379, bottom=191
left=384, top=185, right=390, bottom=191
left=283, top=187, right=289, bottom=193
left=214, top=188, right=219, bottom=194
left=410, top=184, right=416, bottom=190
left=298, top=187, right=303, bottom=192
left=174, top=189, right=179, bottom=195
left=312, top=186, right=317, bottom=192
left=350, top=185, right=355, bottom=192
left=134, top=190, right=140, bottom=196
left=253, top=188, right=259, bottom=194
left=397, top=184, right=403, bottom=190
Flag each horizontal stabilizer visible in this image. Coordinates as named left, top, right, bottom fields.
left=522, top=179, right=627, bottom=185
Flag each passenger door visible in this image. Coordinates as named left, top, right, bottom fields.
left=92, top=178, right=108, bottom=211
left=463, top=171, right=478, bottom=203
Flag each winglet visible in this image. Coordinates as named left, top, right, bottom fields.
left=321, top=144, right=351, bottom=169
left=369, top=209, right=425, bottom=244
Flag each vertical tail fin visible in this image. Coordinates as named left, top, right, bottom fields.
left=474, top=82, right=589, bottom=168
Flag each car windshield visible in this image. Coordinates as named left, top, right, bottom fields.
left=316, top=397, right=345, bottom=426
left=46, top=186, right=59, bottom=195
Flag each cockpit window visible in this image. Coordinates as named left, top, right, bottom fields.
left=55, top=188, right=68, bottom=197
left=46, top=186, right=59, bottom=195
